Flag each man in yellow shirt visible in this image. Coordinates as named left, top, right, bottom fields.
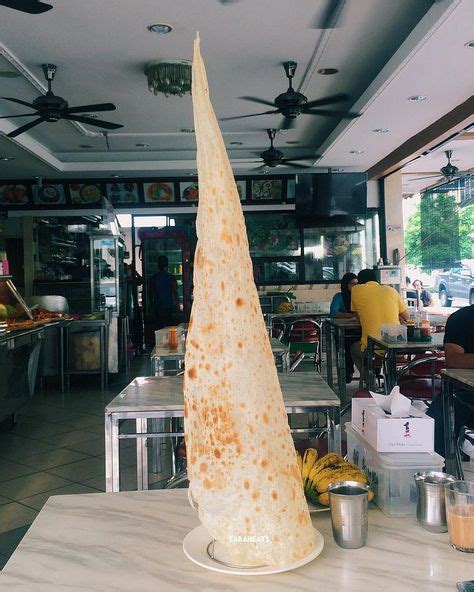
left=350, top=268, right=409, bottom=376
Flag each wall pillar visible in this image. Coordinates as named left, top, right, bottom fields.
left=383, top=171, right=406, bottom=280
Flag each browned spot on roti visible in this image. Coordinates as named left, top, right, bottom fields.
left=298, top=510, right=308, bottom=525
left=247, top=425, right=254, bottom=434
left=236, top=234, right=240, bottom=245
left=203, top=478, right=213, bottom=489
left=214, top=449, right=221, bottom=458
left=273, top=535, right=280, bottom=543
left=188, top=367, right=197, bottom=380
left=243, top=480, right=250, bottom=490
left=260, top=459, right=269, bottom=469
left=220, top=281, right=225, bottom=292
left=205, top=363, right=211, bottom=371
left=221, top=231, right=233, bottom=244
left=268, top=475, right=273, bottom=481
left=211, top=187, right=216, bottom=195
left=271, top=490, right=278, bottom=500
left=189, top=339, right=200, bottom=349
left=252, top=490, right=260, bottom=500
left=255, top=506, right=260, bottom=512
left=237, top=341, right=243, bottom=349
left=184, top=401, right=189, bottom=418
left=192, top=403, right=197, bottom=411
left=199, top=462, right=207, bottom=472
left=262, top=413, right=269, bottom=424
left=245, top=517, right=250, bottom=524
left=239, top=402, right=246, bottom=408
left=203, top=323, right=216, bottom=332
left=190, top=455, right=197, bottom=465
left=235, top=297, right=244, bottom=307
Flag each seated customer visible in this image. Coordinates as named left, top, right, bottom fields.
left=330, top=272, right=358, bottom=383
left=427, top=304, right=474, bottom=457
left=413, top=279, right=434, bottom=307
left=350, top=268, right=409, bottom=378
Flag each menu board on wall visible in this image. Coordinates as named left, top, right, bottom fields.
left=106, top=182, right=140, bottom=204
left=33, top=184, right=66, bottom=205
left=179, top=181, right=199, bottom=202
left=143, top=182, right=175, bottom=203
left=68, top=183, right=103, bottom=205
left=0, top=184, right=29, bottom=206
left=251, top=179, right=282, bottom=200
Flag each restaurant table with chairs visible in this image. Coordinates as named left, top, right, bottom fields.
left=150, top=337, right=291, bottom=376
left=1, top=489, right=471, bottom=591
left=441, top=368, right=474, bottom=479
left=324, top=318, right=361, bottom=405
left=366, top=332, right=445, bottom=393
left=105, top=373, right=341, bottom=492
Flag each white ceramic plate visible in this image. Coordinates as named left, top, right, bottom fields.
left=307, top=499, right=330, bottom=513
left=182, top=525, right=324, bottom=576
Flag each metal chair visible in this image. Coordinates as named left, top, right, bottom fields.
left=287, top=318, right=322, bottom=372
left=270, top=318, right=286, bottom=341
left=396, top=354, right=445, bottom=402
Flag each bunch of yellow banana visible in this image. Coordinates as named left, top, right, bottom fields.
left=275, top=301, right=293, bottom=313
left=296, top=449, right=374, bottom=506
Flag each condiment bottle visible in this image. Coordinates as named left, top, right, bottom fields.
left=421, top=319, right=431, bottom=339
left=168, top=327, right=179, bottom=350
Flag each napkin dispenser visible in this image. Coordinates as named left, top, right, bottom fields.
left=351, top=387, right=434, bottom=453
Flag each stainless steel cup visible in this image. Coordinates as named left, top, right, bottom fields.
left=414, top=471, right=456, bottom=533
left=328, top=481, right=370, bottom=549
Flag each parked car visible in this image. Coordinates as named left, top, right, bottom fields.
left=434, top=259, right=474, bottom=306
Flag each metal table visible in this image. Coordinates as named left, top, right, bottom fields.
left=105, top=372, right=340, bottom=492
left=366, top=332, right=444, bottom=392
left=324, top=318, right=361, bottom=405
left=150, top=337, right=290, bottom=376
left=2, top=489, right=472, bottom=591
left=441, top=368, right=474, bottom=479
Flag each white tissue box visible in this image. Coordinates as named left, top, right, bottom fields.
left=351, top=398, right=434, bottom=453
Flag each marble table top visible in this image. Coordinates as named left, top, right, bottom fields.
left=325, top=318, right=361, bottom=329
left=1, top=489, right=471, bottom=591
left=442, top=368, right=474, bottom=389
left=151, top=337, right=288, bottom=359
left=105, top=372, right=339, bottom=414
left=368, top=332, right=444, bottom=350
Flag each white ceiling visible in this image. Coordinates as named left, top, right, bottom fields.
left=0, top=0, right=472, bottom=183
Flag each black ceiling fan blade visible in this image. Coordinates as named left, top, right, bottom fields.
left=220, top=110, right=280, bottom=122
left=280, top=161, right=312, bottom=169
left=282, top=154, right=321, bottom=162
left=65, top=102, right=117, bottom=114
left=407, top=175, right=443, bottom=182
left=239, top=96, right=276, bottom=108
left=280, top=116, right=296, bottom=130
left=304, top=108, right=361, bottom=119
left=304, top=93, right=351, bottom=109
left=0, top=97, right=36, bottom=109
left=0, top=0, right=52, bottom=13
left=0, top=113, right=38, bottom=119
left=7, top=116, right=47, bottom=138
left=63, top=114, right=123, bottom=129
left=311, top=0, right=345, bottom=29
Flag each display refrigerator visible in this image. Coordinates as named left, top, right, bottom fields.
left=138, top=228, right=192, bottom=346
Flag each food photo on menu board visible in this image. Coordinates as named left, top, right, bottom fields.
left=235, top=179, right=246, bottom=201
left=68, top=183, right=103, bottom=205
left=251, top=178, right=282, bottom=200
left=0, top=184, right=29, bottom=206
left=179, top=181, right=199, bottom=202
left=106, top=182, right=139, bottom=204
left=32, top=184, right=66, bottom=205
left=143, top=182, right=175, bottom=203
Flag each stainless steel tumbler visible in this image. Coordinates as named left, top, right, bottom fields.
left=414, top=471, right=456, bottom=533
left=328, top=481, right=370, bottom=549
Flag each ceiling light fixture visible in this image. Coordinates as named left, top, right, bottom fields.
left=230, top=141, right=243, bottom=146
left=0, top=156, right=14, bottom=161
left=331, top=168, right=344, bottom=172
left=147, top=23, right=173, bottom=34
left=317, top=68, right=338, bottom=75
left=111, top=174, right=121, bottom=178
left=408, top=95, right=427, bottom=102
left=79, top=144, right=93, bottom=148
left=136, top=143, right=150, bottom=148
left=285, top=140, right=300, bottom=145
left=350, top=150, right=364, bottom=154
left=465, top=40, right=474, bottom=48
left=373, top=128, right=389, bottom=133
left=180, top=128, right=195, bottom=133
left=145, top=59, right=192, bottom=97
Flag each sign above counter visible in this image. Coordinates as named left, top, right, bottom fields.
left=0, top=175, right=296, bottom=210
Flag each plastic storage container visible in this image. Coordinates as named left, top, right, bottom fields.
left=345, top=423, right=444, bottom=517
left=380, top=323, right=407, bottom=343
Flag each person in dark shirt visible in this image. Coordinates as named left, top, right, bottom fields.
left=412, top=279, right=434, bottom=307
left=427, top=304, right=474, bottom=457
left=150, top=255, right=179, bottom=329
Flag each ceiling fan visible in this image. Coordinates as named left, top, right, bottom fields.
left=240, top=129, right=319, bottom=170
left=0, top=64, right=123, bottom=139
left=408, top=150, right=474, bottom=183
left=0, top=0, right=52, bottom=14
left=220, top=61, right=361, bottom=130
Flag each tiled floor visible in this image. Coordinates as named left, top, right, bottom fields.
left=0, top=356, right=472, bottom=570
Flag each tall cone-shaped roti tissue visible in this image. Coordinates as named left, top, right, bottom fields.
left=183, top=33, right=315, bottom=567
